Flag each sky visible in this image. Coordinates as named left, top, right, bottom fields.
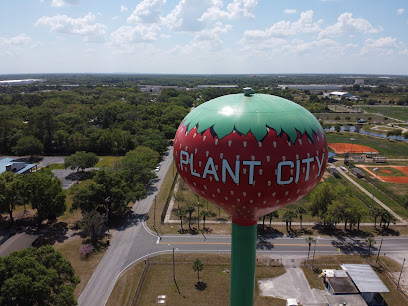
left=1, top=0, right=408, bottom=75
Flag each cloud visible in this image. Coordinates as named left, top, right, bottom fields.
left=163, top=0, right=211, bottom=31
left=127, top=0, right=166, bottom=24
left=0, top=34, right=33, bottom=56
left=361, top=37, right=398, bottom=55
left=51, top=0, right=79, bottom=7
left=35, top=13, right=107, bottom=42
left=319, top=13, right=380, bottom=39
left=397, top=8, right=405, bottom=15
left=109, top=24, right=161, bottom=52
left=283, top=9, right=296, bottom=14
left=199, top=0, right=258, bottom=21
left=242, top=10, right=322, bottom=42
left=120, top=5, right=128, bottom=13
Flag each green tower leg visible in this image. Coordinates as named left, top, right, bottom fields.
left=230, top=222, right=257, bottom=306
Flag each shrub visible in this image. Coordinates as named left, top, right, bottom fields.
left=80, top=244, right=94, bottom=259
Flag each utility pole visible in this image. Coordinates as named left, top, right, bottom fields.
left=153, top=195, right=156, bottom=228
left=197, top=195, right=200, bottom=229
left=173, top=248, right=176, bottom=282
left=312, top=240, right=317, bottom=269
left=398, top=258, right=405, bottom=289
left=370, top=168, right=379, bottom=210
left=376, top=238, right=383, bottom=263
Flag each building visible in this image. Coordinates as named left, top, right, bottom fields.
left=324, top=91, right=356, bottom=100
left=278, top=84, right=343, bottom=91
left=351, top=168, right=365, bottom=178
left=0, top=157, right=37, bottom=175
left=197, top=85, right=239, bottom=89
left=341, top=264, right=389, bottom=305
left=0, top=79, right=45, bottom=85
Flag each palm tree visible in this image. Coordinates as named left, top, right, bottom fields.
left=192, top=259, right=203, bottom=283
left=369, top=207, right=381, bottom=228
left=365, top=237, right=376, bottom=255
left=295, top=206, right=307, bottom=228
left=185, top=205, right=196, bottom=230
left=282, top=211, right=297, bottom=232
left=175, top=208, right=186, bottom=234
left=267, top=211, right=279, bottom=228
left=200, top=210, right=212, bottom=229
left=305, top=236, right=316, bottom=261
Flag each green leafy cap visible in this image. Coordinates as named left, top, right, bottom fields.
left=182, top=90, right=324, bottom=143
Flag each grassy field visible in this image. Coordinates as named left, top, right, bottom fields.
left=314, top=112, right=390, bottom=123
left=326, top=131, right=408, bottom=158
left=359, top=105, right=408, bottom=122
left=108, top=253, right=286, bottom=306
left=54, top=237, right=108, bottom=299
left=95, top=156, right=123, bottom=168
left=302, top=255, right=407, bottom=306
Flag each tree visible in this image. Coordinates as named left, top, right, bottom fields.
left=192, top=259, right=203, bottom=283
left=282, top=211, right=297, bottom=232
left=305, top=236, right=316, bottom=261
left=295, top=206, right=307, bottom=228
left=11, top=135, right=44, bottom=157
left=380, top=209, right=397, bottom=228
left=369, top=207, right=382, bottom=228
left=81, top=210, right=106, bottom=245
left=365, top=237, right=376, bottom=255
left=200, top=210, right=213, bottom=229
left=18, top=170, right=66, bottom=225
left=0, top=172, right=21, bottom=224
left=403, top=193, right=408, bottom=209
left=266, top=211, right=279, bottom=228
left=175, top=208, right=186, bottom=234
left=64, top=151, right=99, bottom=172
left=185, top=205, right=196, bottom=230
left=308, top=183, right=336, bottom=223
left=0, top=245, right=79, bottom=306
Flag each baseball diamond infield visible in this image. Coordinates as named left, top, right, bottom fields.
left=328, top=143, right=379, bottom=154
left=357, top=165, right=408, bottom=184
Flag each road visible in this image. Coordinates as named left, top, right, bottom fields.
left=79, top=147, right=408, bottom=306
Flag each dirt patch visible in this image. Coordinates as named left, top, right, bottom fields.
left=328, top=143, right=379, bottom=154
left=381, top=169, right=392, bottom=174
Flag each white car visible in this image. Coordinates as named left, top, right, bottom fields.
left=155, top=166, right=160, bottom=172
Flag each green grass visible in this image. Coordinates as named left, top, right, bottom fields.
left=108, top=253, right=286, bottom=306
left=359, top=105, right=408, bottom=122
left=45, top=163, right=65, bottom=170
left=326, top=131, right=408, bottom=158
left=95, top=156, right=123, bottom=168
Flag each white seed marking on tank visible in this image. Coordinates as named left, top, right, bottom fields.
left=287, top=198, right=291, bottom=201
left=225, top=197, right=228, bottom=200
left=215, top=139, right=218, bottom=145
left=299, top=139, right=302, bottom=145
left=237, top=198, right=240, bottom=202
left=243, top=141, right=247, bottom=147
left=175, top=151, right=178, bottom=156
left=185, top=146, right=188, bottom=150
left=232, top=205, right=235, bottom=208
left=303, top=167, right=305, bottom=173
left=215, top=165, right=218, bottom=170
left=276, top=200, right=280, bottom=204
left=206, top=151, right=209, bottom=157
left=202, top=191, right=205, bottom=195
left=307, top=153, right=310, bottom=157
left=266, top=156, right=270, bottom=162
left=285, top=191, right=289, bottom=195
left=251, top=155, right=255, bottom=161
left=296, top=155, right=299, bottom=159
left=236, top=155, right=240, bottom=160
left=199, top=161, right=202, bottom=167
left=204, top=185, right=207, bottom=190
left=212, top=194, right=215, bottom=198
left=250, top=200, right=253, bottom=203
left=288, top=141, right=291, bottom=146
left=268, top=181, right=271, bottom=186
left=193, top=182, right=196, bottom=186
left=259, top=169, right=263, bottom=175
left=203, top=136, right=206, bottom=141
left=317, top=136, right=320, bottom=141
left=195, top=148, right=197, bottom=154
left=230, top=191, right=234, bottom=195
left=273, top=142, right=276, bottom=148
left=228, top=140, right=232, bottom=146
left=282, top=156, right=286, bottom=161
left=290, top=169, right=294, bottom=175
left=258, top=142, right=262, bottom=148
left=193, top=133, right=196, bottom=138
left=243, top=168, right=247, bottom=174
left=272, top=192, right=276, bottom=197
left=220, top=153, right=223, bottom=159
left=258, top=192, right=261, bottom=197
left=243, top=192, right=246, bottom=196
left=312, top=165, right=315, bottom=170
left=217, top=188, right=220, bottom=193
left=209, top=176, right=213, bottom=181
left=179, top=144, right=182, bottom=149
left=263, top=201, right=267, bottom=204
left=275, top=169, right=277, bottom=175
left=297, top=189, right=300, bottom=193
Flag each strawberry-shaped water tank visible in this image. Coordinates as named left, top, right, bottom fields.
left=174, top=88, right=328, bottom=306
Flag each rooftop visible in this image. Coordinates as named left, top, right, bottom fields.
left=341, top=264, right=389, bottom=293
left=326, top=276, right=359, bottom=294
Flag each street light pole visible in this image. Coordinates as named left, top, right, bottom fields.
left=398, top=258, right=405, bottom=289
left=348, top=137, right=355, bottom=174
left=312, top=240, right=317, bottom=269
left=197, top=195, right=200, bottom=229
left=376, top=238, right=383, bottom=263
left=371, top=167, right=379, bottom=210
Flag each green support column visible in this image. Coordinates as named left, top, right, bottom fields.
left=230, top=222, right=257, bottom=306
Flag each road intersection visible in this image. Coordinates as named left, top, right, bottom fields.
left=78, top=147, right=408, bottom=306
